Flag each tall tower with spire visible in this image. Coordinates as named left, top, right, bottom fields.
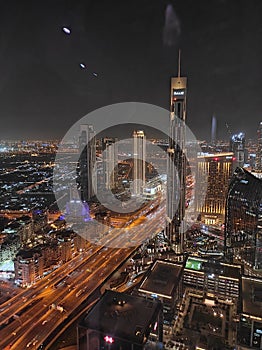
left=166, top=51, right=187, bottom=255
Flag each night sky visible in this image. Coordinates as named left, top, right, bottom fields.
left=0, top=0, right=261, bottom=141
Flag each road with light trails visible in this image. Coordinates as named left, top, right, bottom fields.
left=0, top=201, right=166, bottom=350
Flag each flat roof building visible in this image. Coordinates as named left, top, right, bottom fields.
left=183, top=256, right=242, bottom=300
left=77, top=289, right=163, bottom=350
left=138, top=260, right=183, bottom=323
left=138, top=260, right=183, bottom=301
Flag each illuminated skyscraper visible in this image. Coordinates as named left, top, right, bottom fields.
left=196, top=153, right=234, bottom=225
left=78, top=124, right=97, bottom=202
left=230, top=132, right=245, bottom=168
left=166, top=54, right=187, bottom=254
left=224, top=167, right=262, bottom=269
left=102, top=137, right=118, bottom=190
left=133, top=130, right=146, bottom=196
left=256, top=121, right=262, bottom=171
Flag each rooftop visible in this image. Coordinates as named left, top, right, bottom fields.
left=138, top=259, right=183, bottom=299
left=80, top=290, right=161, bottom=345
left=185, top=256, right=242, bottom=279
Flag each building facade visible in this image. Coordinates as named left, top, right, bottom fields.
left=133, top=130, right=146, bottom=196
left=166, top=73, right=187, bottom=254
left=230, top=132, right=246, bottom=168
left=14, top=249, right=44, bottom=287
left=78, top=124, right=97, bottom=202
left=102, top=137, right=118, bottom=190
left=196, top=152, right=234, bottom=226
left=238, top=276, right=262, bottom=349
left=224, top=167, right=262, bottom=270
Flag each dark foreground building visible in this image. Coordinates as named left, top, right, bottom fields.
left=238, top=276, right=262, bottom=349
left=224, top=167, right=262, bottom=269
left=77, top=290, right=163, bottom=350
left=138, top=259, right=183, bottom=323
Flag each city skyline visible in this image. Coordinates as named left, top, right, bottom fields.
left=0, top=91, right=261, bottom=349
left=0, top=1, right=261, bottom=140
left=0, top=2, right=262, bottom=350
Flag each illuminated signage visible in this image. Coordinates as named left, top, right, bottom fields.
left=104, top=336, right=114, bottom=344
left=173, top=88, right=186, bottom=100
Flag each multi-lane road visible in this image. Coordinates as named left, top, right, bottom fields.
left=1, top=202, right=166, bottom=350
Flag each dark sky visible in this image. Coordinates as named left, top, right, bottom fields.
left=0, top=0, right=261, bottom=141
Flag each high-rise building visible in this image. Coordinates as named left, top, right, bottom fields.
left=224, top=167, right=262, bottom=269
left=14, top=249, right=44, bottom=287
left=17, top=215, right=34, bottom=245
left=102, top=137, right=118, bottom=190
left=133, top=130, right=146, bottom=196
left=196, top=153, right=234, bottom=225
left=166, top=62, right=187, bottom=254
left=230, top=132, right=245, bottom=168
left=78, top=124, right=97, bottom=202
left=256, top=121, right=262, bottom=171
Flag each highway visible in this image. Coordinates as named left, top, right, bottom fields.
left=0, top=201, right=166, bottom=350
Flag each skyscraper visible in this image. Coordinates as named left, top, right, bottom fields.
left=166, top=56, right=187, bottom=255
left=102, top=137, right=118, bottom=191
left=78, top=124, right=97, bottom=202
left=133, top=130, right=146, bottom=196
left=224, top=167, right=262, bottom=269
left=196, top=153, right=234, bottom=225
left=230, top=132, right=245, bottom=168
left=256, top=121, right=262, bottom=171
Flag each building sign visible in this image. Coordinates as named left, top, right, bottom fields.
left=173, top=88, right=186, bottom=100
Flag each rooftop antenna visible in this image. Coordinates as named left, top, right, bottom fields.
left=178, top=49, right=181, bottom=77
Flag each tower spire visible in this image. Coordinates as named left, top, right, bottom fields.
left=178, top=49, right=181, bottom=77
